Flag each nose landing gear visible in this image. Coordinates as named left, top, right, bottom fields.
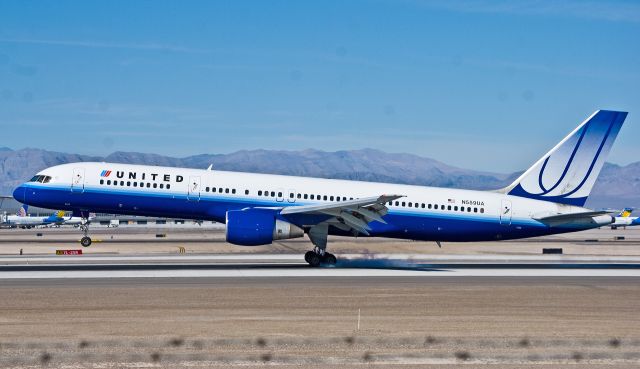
left=79, top=218, right=92, bottom=247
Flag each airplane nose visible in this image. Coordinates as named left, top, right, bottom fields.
left=12, top=185, right=25, bottom=203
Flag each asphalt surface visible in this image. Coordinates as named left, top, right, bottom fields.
left=1, top=227, right=640, bottom=367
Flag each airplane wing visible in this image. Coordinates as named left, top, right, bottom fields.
left=279, top=194, right=404, bottom=248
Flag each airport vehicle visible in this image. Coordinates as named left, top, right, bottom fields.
left=13, top=110, right=627, bottom=266
left=0, top=205, right=65, bottom=229
left=611, top=208, right=640, bottom=229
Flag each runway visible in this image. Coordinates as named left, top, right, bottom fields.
left=3, top=254, right=640, bottom=279
left=2, top=229, right=640, bottom=367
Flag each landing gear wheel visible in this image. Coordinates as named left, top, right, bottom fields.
left=307, top=252, right=321, bottom=267
left=323, top=253, right=337, bottom=266
left=304, top=251, right=315, bottom=264
left=80, top=236, right=92, bottom=247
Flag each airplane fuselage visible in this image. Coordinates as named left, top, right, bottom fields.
left=13, top=162, right=610, bottom=242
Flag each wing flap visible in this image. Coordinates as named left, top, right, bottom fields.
left=280, top=194, right=403, bottom=238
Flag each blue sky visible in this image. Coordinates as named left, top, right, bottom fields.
left=0, top=0, right=638, bottom=172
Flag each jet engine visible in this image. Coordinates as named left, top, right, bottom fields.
left=225, top=208, right=304, bottom=246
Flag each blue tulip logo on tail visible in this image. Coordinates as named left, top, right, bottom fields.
left=503, top=110, right=627, bottom=206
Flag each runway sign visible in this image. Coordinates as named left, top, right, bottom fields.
left=56, top=250, right=83, bottom=255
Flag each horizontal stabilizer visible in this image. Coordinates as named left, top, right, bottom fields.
left=534, top=211, right=613, bottom=227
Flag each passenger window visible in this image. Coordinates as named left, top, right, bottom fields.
left=133, top=182, right=137, bottom=187
left=219, top=188, right=223, bottom=193
left=100, top=179, right=104, bottom=185
left=159, top=184, right=164, bottom=189
left=167, top=184, right=171, bottom=190
left=232, top=189, right=236, bottom=194
left=323, top=195, right=327, bottom=201
left=415, top=203, right=419, bottom=208
left=395, top=201, right=399, bottom=206
left=428, top=204, right=432, bottom=209
left=467, top=207, right=471, bottom=212
left=206, top=187, right=210, bottom=192
left=402, top=202, right=406, bottom=207
left=447, top=205, right=451, bottom=211
left=107, top=180, right=111, bottom=185
left=474, top=208, right=477, bottom=213
left=290, top=193, right=294, bottom=198
left=408, top=202, right=412, bottom=207
left=297, top=193, right=301, bottom=199
left=460, top=206, right=464, bottom=212
left=245, top=190, right=249, bottom=195
left=153, top=183, right=157, bottom=188
left=278, top=192, right=283, bottom=197
left=146, top=183, right=151, bottom=188
left=139, top=182, right=144, bottom=187
left=258, top=190, right=262, bottom=196
left=271, top=191, right=275, bottom=197
left=454, top=206, right=458, bottom=211
left=120, top=181, right=125, bottom=186
left=343, top=197, right=347, bottom=201
left=304, top=194, right=308, bottom=199
left=225, top=188, right=229, bottom=194
left=310, top=195, right=315, bottom=200
left=330, top=196, right=334, bottom=201
left=127, top=181, right=131, bottom=186
left=336, top=197, right=340, bottom=202
left=480, top=208, right=484, bottom=213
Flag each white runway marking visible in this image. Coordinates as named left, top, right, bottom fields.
left=1, top=254, right=640, bottom=279
left=2, top=267, right=640, bottom=279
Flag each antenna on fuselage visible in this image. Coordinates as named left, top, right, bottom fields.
left=206, top=164, right=213, bottom=171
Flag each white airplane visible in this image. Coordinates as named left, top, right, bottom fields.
left=13, top=110, right=627, bottom=266
left=57, top=214, right=94, bottom=227
left=0, top=205, right=65, bottom=229
left=611, top=208, right=640, bottom=229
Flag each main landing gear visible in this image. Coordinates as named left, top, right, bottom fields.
left=79, top=218, right=92, bottom=247
left=303, top=223, right=337, bottom=267
left=304, top=248, right=337, bottom=267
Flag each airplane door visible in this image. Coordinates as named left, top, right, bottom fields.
left=71, top=168, right=85, bottom=193
left=500, top=199, right=512, bottom=225
left=276, top=188, right=284, bottom=202
left=187, top=176, right=201, bottom=201
left=287, top=189, right=296, bottom=203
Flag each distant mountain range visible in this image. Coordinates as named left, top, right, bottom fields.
left=0, top=147, right=637, bottom=210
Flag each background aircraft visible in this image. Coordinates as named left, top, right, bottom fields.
left=0, top=205, right=65, bottom=229
left=611, top=208, right=640, bottom=229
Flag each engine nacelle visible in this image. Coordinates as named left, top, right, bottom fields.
left=225, top=208, right=304, bottom=246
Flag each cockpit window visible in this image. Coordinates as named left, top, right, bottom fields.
left=29, top=175, right=51, bottom=183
